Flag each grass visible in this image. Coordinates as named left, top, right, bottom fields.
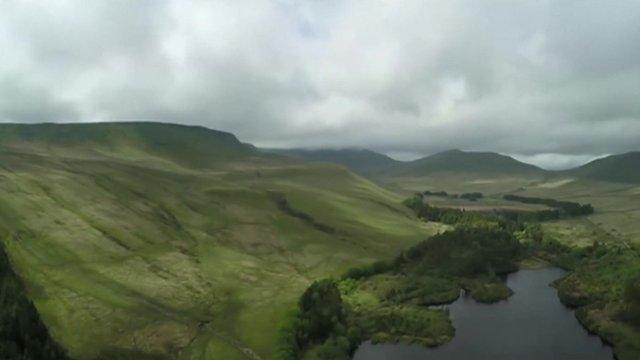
left=378, top=173, right=640, bottom=247
left=552, top=247, right=640, bottom=359
left=0, top=141, right=438, bottom=360
left=377, top=171, right=640, bottom=358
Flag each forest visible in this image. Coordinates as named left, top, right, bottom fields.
left=502, top=194, right=594, bottom=216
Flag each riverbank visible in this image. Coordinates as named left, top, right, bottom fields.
left=277, top=226, right=521, bottom=359
left=278, top=213, right=640, bottom=359
left=546, top=244, right=640, bottom=360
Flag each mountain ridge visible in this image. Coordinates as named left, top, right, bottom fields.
left=0, top=122, right=258, bottom=168
left=268, top=147, right=640, bottom=183
left=267, top=147, right=548, bottom=178
left=7, top=122, right=635, bottom=183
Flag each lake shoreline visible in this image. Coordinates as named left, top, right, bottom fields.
left=353, top=267, right=614, bottom=360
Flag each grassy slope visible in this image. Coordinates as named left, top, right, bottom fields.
left=567, top=152, right=640, bottom=184
left=392, top=149, right=545, bottom=177
left=0, top=123, right=438, bottom=359
left=263, top=148, right=401, bottom=177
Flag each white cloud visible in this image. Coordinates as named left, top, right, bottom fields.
left=511, top=153, right=609, bottom=171
left=0, top=0, right=638, bottom=167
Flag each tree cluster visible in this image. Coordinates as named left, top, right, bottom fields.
left=420, top=191, right=484, bottom=201
left=401, top=226, right=520, bottom=276
left=460, top=192, right=483, bottom=201
left=404, top=194, right=567, bottom=226
left=503, top=194, right=594, bottom=216
left=272, top=192, right=336, bottom=234
left=422, top=190, right=449, bottom=197
left=403, top=197, right=488, bottom=225
left=276, top=279, right=357, bottom=360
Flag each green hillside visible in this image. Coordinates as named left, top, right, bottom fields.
left=396, top=149, right=545, bottom=177
left=0, top=122, right=438, bottom=359
left=264, top=148, right=401, bottom=176
left=568, top=152, right=640, bottom=184
left=0, top=122, right=255, bottom=168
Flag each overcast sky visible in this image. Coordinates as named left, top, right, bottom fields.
left=1, top=1, right=639, bottom=169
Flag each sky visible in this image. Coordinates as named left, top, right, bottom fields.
left=1, top=0, right=639, bottom=169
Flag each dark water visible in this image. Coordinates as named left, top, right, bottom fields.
left=353, top=268, right=613, bottom=360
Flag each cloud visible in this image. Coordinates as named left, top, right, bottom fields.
left=0, top=0, right=638, bottom=168
left=0, top=75, right=78, bottom=123
left=510, top=153, right=608, bottom=171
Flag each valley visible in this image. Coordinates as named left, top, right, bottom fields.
left=2, top=3, right=638, bottom=359
left=271, top=147, right=640, bottom=359
left=0, top=123, right=638, bottom=359
left=0, top=123, right=439, bottom=359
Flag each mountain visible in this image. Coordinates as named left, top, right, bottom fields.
left=392, top=149, right=546, bottom=177
left=264, top=148, right=547, bottom=178
left=265, top=148, right=401, bottom=176
left=0, top=122, right=434, bottom=359
left=262, top=147, right=640, bottom=186
left=0, top=122, right=256, bottom=168
left=568, top=152, right=640, bottom=183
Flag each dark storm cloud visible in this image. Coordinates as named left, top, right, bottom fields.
left=0, top=0, right=638, bottom=169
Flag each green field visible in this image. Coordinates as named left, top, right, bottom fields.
left=378, top=174, right=640, bottom=247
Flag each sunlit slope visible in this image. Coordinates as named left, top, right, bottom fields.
left=0, top=123, right=436, bottom=359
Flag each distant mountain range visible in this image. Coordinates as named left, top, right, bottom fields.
left=267, top=147, right=640, bottom=184
left=396, top=149, right=544, bottom=177
left=0, top=122, right=637, bottom=183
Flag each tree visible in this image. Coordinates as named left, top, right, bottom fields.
left=297, top=279, right=344, bottom=345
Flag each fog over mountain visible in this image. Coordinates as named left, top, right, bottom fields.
left=1, top=1, right=639, bottom=169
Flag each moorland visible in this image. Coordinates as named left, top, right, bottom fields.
left=1, top=122, right=639, bottom=359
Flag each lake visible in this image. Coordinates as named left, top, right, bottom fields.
left=353, top=268, right=613, bottom=360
